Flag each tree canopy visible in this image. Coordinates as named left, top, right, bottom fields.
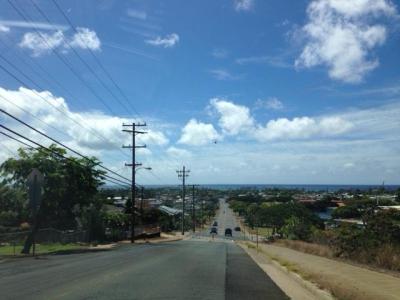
left=0, top=145, right=106, bottom=230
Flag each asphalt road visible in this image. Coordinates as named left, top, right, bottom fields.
left=195, top=198, right=246, bottom=241
left=0, top=200, right=288, bottom=300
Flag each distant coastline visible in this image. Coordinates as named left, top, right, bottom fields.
left=141, top=184, right=400, bottom=192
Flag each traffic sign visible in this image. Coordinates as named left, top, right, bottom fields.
left=27, top=168, right=44, bottom=210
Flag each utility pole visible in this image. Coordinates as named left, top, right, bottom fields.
left=177, top=166, right=189, bottom=235
left=123, top=122, right=147, bottom=243
left=191, top=185, right=199, bottom=233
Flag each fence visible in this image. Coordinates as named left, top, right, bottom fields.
left=0, top=228, right=89, bottom=245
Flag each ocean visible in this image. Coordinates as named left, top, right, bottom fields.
left=144, top=184, right=400, bottom=192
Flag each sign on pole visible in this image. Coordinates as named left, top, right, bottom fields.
left=27, top=168, right=43, bottom=257
left=27, top=168, right=44, bottom=210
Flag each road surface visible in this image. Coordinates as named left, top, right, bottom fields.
left=0, top=199, right=288, bottom=300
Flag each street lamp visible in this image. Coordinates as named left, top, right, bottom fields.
left=135, top=166, right=152, bottom=174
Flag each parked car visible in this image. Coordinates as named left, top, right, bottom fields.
left=212, top=221, right=218, bottom=227
left=225, top=228, right=232, bottom=237
left=234, top=226, right=241, bottom=231
left=210, top=227, right=218, bottom=234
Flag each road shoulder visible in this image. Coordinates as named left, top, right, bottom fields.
left=238, top=241, right=332, bottom=300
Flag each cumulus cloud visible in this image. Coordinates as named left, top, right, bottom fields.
left=167, top=146, right=192, bottom=158
left=254, top=116, right=353, bottom=141
left=255, top=97, right=284, bottom=110
left=69, top=27, right=101, bottom=50
left=145, top=33, right=179, bottom=48
left=19, top=27, right=101, bottom=56
left=0, top=86, right=168, bottom=152
left=210, top=98, right=255, bottom=135
left=178, top=119, right=220, bottom=146
left=234, top=0, right=254, bottom=11
left=19, top=31, right=65, bottom=57
left=295, top=0, right=397, bottom=83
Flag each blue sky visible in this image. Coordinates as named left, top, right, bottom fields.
left=1, top=0, right=400, bottom=185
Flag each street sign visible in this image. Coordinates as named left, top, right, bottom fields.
left=27, top=168, right=44, bottom=210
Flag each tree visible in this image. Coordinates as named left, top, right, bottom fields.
left=0, top=182, right=27, bottom=227
left=281, top=216, right=313, bottom=240
left=331, top=205, right=361, bottom=219
left=257, top=203, right=323, bottom=236
left=0, top=145, right=106, bottom=253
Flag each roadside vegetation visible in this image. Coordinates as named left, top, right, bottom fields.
left=229, top=189, right=400, bottom=272
left=0, top=145, right=219, bottom=255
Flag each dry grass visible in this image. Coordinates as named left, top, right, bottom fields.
left=375, top=245, right=400, bottom=271
left=277, top=239, right=400, bottom=274
left=277, top=239, right=334, bottom=258
left=311, top=274, right=375, bottom=300
left=353, top=244, right=400, bottom=272
left=263, top=248, right=377, bottom=300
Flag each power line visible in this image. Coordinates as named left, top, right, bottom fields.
left=0, top=94, right=70, bottom=140
left=0, top=124, right=131, bottom=186
left=30, top=0, right=138, bottom=118
left=0, top=108, right=131, bottom=184
left=0, top=56, right=130, bottom=160
left=0, top=130, right=34, bottom=149
left=50, top=0, right=141, bottom=118
left=0, top=131, right=131, bottom=190
left=7, top=0, right=116, bottom=115
left=0, top=35, right=91, bottom=112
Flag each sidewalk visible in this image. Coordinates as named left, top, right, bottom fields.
left=251, top=242, right=400, bottom=300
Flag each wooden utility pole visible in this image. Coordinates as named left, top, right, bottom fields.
left=191, top=185, right=199, bottom=233
left=123, top=122, right=147, bottom=243
left=176, top=166, right=189, bottom=235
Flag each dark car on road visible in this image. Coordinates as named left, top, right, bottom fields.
left=224, top=228, right=232, bottom=237
left=213, top=221, right=218, bottom=227
left=210, top=227, right=217, bottom=234
left=234, top=226, right=241, bottom=231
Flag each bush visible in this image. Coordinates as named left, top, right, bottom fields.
left=0, top=211, right=18, bottom=227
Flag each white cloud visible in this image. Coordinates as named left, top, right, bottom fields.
left=210, top=98, right=255, bottom=135
left=234, top=0, right=254, bottom=11
left=0, top=86, right=168, bottom=152
left=19, top=31, right=65, bottom=57
left=209, top=69, right=239, bottom=81
left=0, top=25, right=10, bottom=32
left=254, top=116, right=353, bottom=141
left=295, top=0, right=397, bottom=83
left=145, top=33, right=179, bottom=48
left=0, top=20, right=68, bottom=31
left=69, top=27, right=101, bottom=50
left=126, top=9, right=147, bottom=20
left=178, top=119, right=220, bottom=146
left=167, top=146, right=192, bottom=158
left=255, top=97, right=284, bottom=110
left=19, top=27, right=101, bottom=56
